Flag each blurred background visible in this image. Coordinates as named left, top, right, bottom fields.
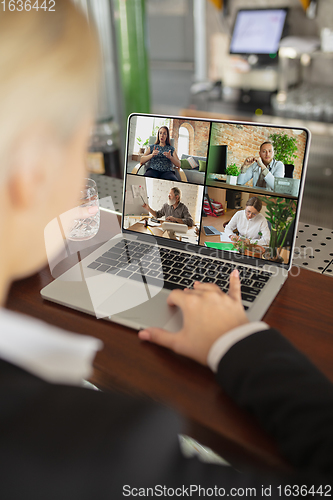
left=75, top=0, right=333, bottom=229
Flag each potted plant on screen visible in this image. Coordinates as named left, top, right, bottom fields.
left=136, top=137, right=145, bottom=154
left=226, top=163, right=241, bottom=185
left=259, top=196, right=297, bottom=263
left=269, top=133, right=298, bottom=178
left=232, top=232, right=265, bottom=258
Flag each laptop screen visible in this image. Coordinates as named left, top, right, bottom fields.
left=123, top=114, right=309, bottom=268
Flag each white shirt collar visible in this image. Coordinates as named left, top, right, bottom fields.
left=242, top=210, right=257, bottom=223
left=0, top=308, right=103, bottom=385
left=267, top=158, right=275, bottom=169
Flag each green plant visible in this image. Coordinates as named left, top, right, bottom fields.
left=269, top=133, right=298, bottom=165
left=226, top=163, right=241, bottom=176
left=232, top=236, right=265, bottom=258
left=152, top=126, right=159, bottom=137
left=259, top=196, right=297, bottom=259
left=232, top=238, right=249, bottom=253
left=137, top=136, right=149, bottom=151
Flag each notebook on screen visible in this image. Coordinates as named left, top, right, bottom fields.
left=41, top=114, right=310, bottom=332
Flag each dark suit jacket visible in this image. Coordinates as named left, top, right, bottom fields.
left=0, top=328, right=332, bottom=499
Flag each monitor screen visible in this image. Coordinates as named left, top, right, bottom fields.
left=230, top=9, right=287, bottom=55
left=207, top=145, right=227, bottom=176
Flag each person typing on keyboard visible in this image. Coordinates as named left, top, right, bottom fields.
left=138, top=273, right=333, bottom=487
left=0, top=2, right=332, bottom=496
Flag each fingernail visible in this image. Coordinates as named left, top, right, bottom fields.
left=139, top=330, right=150, bottom=340
left=233, top=269, right=239, bottom=277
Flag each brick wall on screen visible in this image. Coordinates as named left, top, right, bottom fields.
left=170, top=119, right=210, bottom=157
left=211, top=123, right=306, bottom=184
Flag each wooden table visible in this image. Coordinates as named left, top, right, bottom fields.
left=5, top=210, right=333, bottom=472
left=200, top=211, right=237, bottom=245
left=129, top=220, right=167, bottom=238
left=127, top=219, right=199, bottom=244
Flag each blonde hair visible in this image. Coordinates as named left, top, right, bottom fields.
left=0, top=0, right=100, bottom=183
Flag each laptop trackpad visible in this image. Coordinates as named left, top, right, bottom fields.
left=110, top=285, right=183, bottom=332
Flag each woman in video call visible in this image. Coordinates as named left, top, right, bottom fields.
left=237, top=141, right=284, bottom=191
left=224, top=197, right=270, bottom=246
left=140, top=126, right=181, bottom=181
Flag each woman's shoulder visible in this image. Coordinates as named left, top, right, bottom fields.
left=230, top=210, right=242, bottom=220
left=257, top=212, right=267, bottom=222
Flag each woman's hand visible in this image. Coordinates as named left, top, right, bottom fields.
left=138, top=270, right=249, bottom=366
left=163, top=150, right=172, bottom=159
left=230, top=234, right=240, bottom=242
left=140, top=146, right=157, bottom=165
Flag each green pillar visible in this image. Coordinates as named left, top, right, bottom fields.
left=113, top=0, right=150, bottom=121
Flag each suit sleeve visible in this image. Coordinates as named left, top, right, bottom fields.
left=0, top=358, right=281, bottom=497
left=2, top=345, right=331, bottom=496
left=216, top=329, right=333, bottom=475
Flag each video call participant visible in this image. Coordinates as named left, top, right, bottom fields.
left=237, top=141, right=284, bottom=191
left=140, top=126, right=181, bottom=181
left=1, top=3, right=333, bottom=497
left=224, top=197, right=270, bottom=246
left=142, top=187, right=193, bottom=227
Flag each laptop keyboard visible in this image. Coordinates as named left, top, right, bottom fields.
left=87, top=240, right=272, bottom=309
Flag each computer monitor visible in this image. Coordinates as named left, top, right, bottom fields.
left=229, top=8, right=287, bottom=58
left=206, top=144, right=227, bottom=177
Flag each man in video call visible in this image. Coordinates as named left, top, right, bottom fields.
left=237, top=141, right=284, bottom=191
left=142, top=186, right=193, bottom=227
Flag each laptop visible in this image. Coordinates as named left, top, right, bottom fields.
left=41, top=114, right=310, bottom=332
